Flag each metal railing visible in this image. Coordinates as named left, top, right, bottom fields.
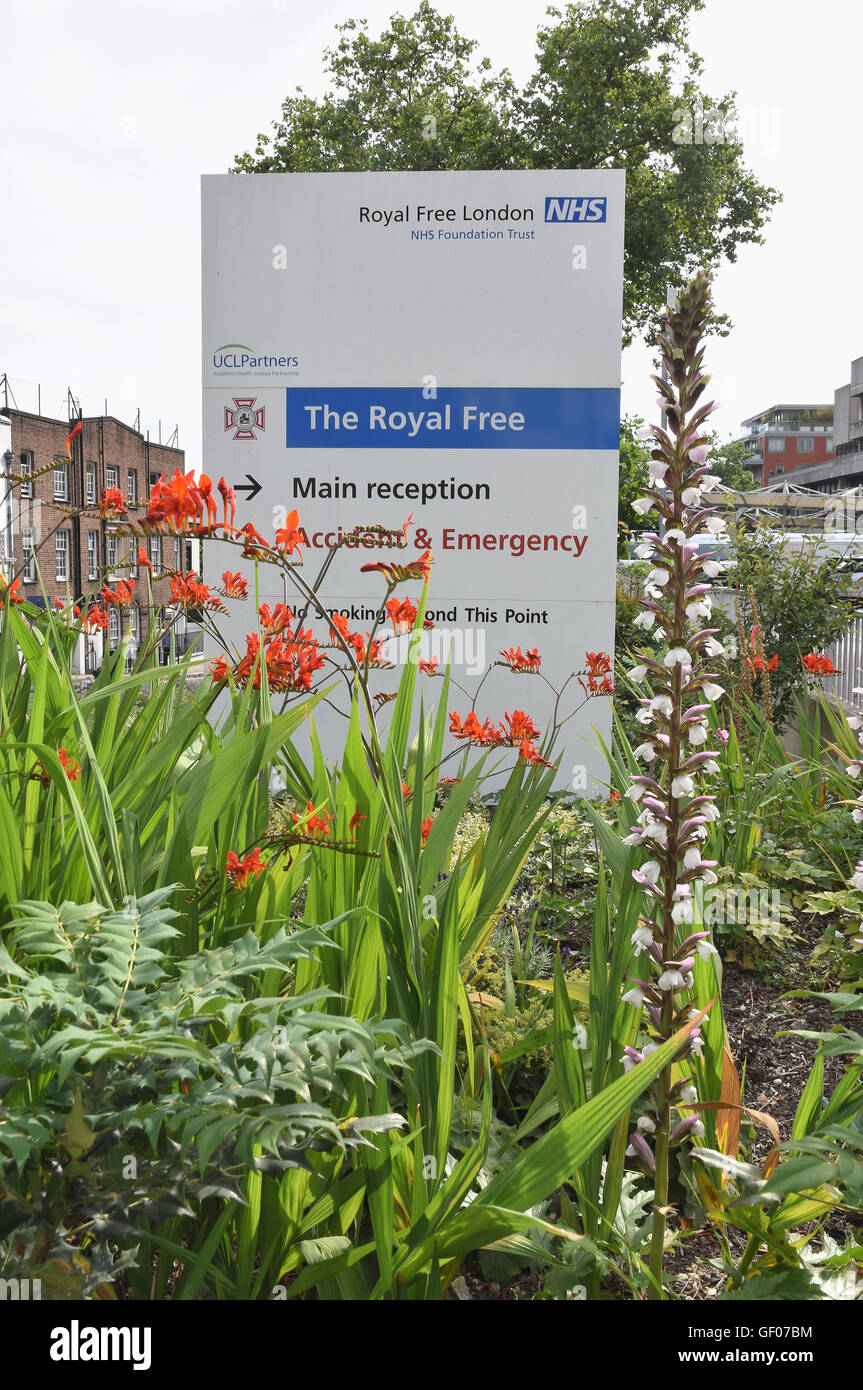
left=827, top=615, right=863, bottom=708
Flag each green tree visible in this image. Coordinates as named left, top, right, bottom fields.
left=730, top=523, right=858, bottom=729
left=705, top=433, right=758, bottom=491
left=234, top=1, right=780, bottom=345
left=617, top=415, right=652, bottom=556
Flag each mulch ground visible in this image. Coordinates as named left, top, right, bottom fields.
left=450, top=911, right=862, bottom=1300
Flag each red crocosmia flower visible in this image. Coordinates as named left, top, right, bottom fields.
left=291, top=801, right=332, bottom=837
left=220, top=571, right=248, bottom=600
left=802, top=652, right=839, bottom=677
left=421, top=816, right=433, bottom=845
left=450, top=707, right=544, bottom=754
left=258, top=602, right=293, bottom=634
left=58, top=748, right=80, bottom=781
left=99, top=486, right=126, bottom=519
left=0, top=576, right=23, bottom=609
left=145, top=469, right=200, bottom=532
left=517, top=741, right=555, bottom=768
left=349, top=806, right=367, bottom=837
left=360, top=549, right=433, bottom=584
left=64, top=420, right=82, bottom=458
left=101, top=577, right=135, bottom=608
left=500, top=646, right=541, bottom=673
left=275, top=509, right=304, bottom=556
left=170, top=574, right=222, bottom=611
left=209, top=655, right=229, bottom=682
left=52, top=596, right=66, bottom=610
left=238, top=522, right=271, bottom=558
left=386, top=596, right=418, bottom=632
left=418, top=658, right=439, bottom=675
left=578, top=650, right=615, bottom=697
left=584, top=651, right=612, bottom=678
left=329, top=612, right=351, bottom=644
left=79, top=605, right=109, bottom=633
left=217, top=477, right=237, bottom=531
left=137, top=546, right=153, bottom=574
left=197, top=474, right=219, bottom=530
left=401, top=782, right=412, bottom=799
left=225, top=847, right=265, bottom=889
left=503, top=710, right=541, bottom=743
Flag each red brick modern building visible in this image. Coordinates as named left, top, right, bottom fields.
left=1, top=407, right=193, bottom=673
left=735, top=403, right=835, bottom=485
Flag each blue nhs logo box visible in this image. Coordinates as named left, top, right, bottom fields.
left=544, top=196, right=607, bottom=223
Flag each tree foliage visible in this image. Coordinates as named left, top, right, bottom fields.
left=706, top=433, right=758, bottom=491
left=234, top=0, right=780, bottom=344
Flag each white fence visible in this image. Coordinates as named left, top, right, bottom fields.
left=828, top=615, right=863, bottom=709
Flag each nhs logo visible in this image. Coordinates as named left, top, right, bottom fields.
left=544, top=197, right=607, bottom=223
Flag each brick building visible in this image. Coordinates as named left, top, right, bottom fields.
left=735, top=403, right=835, bottom=485
left=1, top=407, right=194, bottom=674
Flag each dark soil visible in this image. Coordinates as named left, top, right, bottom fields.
left=449, top=910, right=862, bottom=1300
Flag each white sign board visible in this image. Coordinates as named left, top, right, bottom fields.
left=201, top=171, right=624, bottom=792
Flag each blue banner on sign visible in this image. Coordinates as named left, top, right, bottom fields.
left=284, top=387, right=620, bottom=450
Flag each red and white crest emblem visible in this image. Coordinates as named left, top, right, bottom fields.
left=224, top=397, right=265, bottom=440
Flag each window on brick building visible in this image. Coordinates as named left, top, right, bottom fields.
left=127, top=470, right=137, bottom=504
left=107, top=532, right=120, bottom=578
left=107, top=466, right=119, bottom=491
left=86, top=465, right=96, bottom=504
left=20, top=451, right=33, bottom=499
left=108, top=607, right=121, bottom=648
left=767, top=438, right=785, bottom=453
left=797, top=437, right=814, bottom=453
left=55, top=530, right=69, bottom=581
left=129, top=606, right=139, bottom=641
left=173, top=537, right=181, bottom=571
left=87, top=531, right=99, bottom=581
left=22, top=528, right=36, bottom=583
left=54, top=463, right=68, bottom=500
left=148, top=536, right=161, bottom=573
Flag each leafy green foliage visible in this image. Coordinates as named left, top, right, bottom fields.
left=729, top=523, right=858, bottom=729
left=233, top=0, right=779, bottom=344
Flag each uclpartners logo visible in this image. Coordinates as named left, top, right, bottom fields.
left=213, top=344, right=299, bottom=369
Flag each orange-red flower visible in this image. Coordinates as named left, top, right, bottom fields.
left=64, top=420, right=82, bottom=458
left=386, top=596, right=418, bottom=632
left=99, top=486, right=126, bottom=519
left=258, top=602, right=293, bottom=634
left=275, top=508, right=305, bottom=557
left=58, top=748, right=79, bottom=781
left=291, top=801, right=332, bottom=837
left=360, top=549, right=433, bottom=584
left=170, top=573, right=222, bottom=611
left=217, top=477, right=236, bottom=531
left=137, top=545, right=153, bottom=574
left=238, top=521, right=271, bottom=558
left=0, top=576, right=23, bottom=608
left=101, top=577, right=135, bottom=608
left=225, top=847, right=265, bottom=889
left=349, top=806, right=367, bottom=837
left=449, top=708, right=542, bottom=753
left=578, top=651, right=614, bottom=697
left=74, top=604, right=109, bottom=633
left=802, top=652, right=839, bottom=677
left=421, top=816, right=433, bottom=845
left=418, top=658, right=439, bottom=675
left=221, top=571, right=248, bottom=600
left=499, top=646, right=541, bottom=673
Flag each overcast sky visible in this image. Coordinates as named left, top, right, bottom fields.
left=2, top=0, right=860, bottom=462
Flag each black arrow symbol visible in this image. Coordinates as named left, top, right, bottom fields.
left=233, top=474, right=261, bottom=503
